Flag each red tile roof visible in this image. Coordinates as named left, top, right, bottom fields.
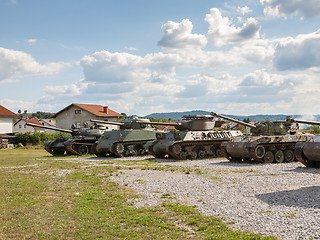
left=0, top=105, right=17, bottom=117
left=24, top=118, right=42, bottom=126
left=14, top=118, right=42, bottom=127
left=53, top=103, right=122, bottom=117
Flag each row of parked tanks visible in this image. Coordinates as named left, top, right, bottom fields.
left=26, top=113, right=320, bottom=168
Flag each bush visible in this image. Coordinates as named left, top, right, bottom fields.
left=308, top=125, right=320, bottom=134
left=15, top=132, right=71, bottom=146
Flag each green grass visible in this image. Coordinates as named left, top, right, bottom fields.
left=0, top=148, right=277, bottom=239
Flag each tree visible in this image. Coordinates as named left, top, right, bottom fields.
left=18, top=109, right=21, bottom=114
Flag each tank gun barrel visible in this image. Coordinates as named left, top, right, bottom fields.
left=90, top=119, right=124, bottom=126
left=211, top=112, right=256, bottom=128
left=136, top=121, right=181, bottom=126
left=25, top=122, right=73, bottom=133
left=294, top=119, right=320, bottom=126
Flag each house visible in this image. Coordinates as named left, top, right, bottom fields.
left=38, top=119, right=59, bottom=134
left=0, top=105, right=17, bottom=134
left=0, top=105, right=18, bottom=148
left=53, top=103, right=122, bottom=130
left=14, top=118, right=59, bottom=134
left=14, top=118, right=44, bottom=134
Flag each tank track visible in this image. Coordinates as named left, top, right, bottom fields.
left=94, top=141, right=152, bottom=158
left=65, top=140, right=96, bottom=155
left=224, top=142, right=297, bottom=163
left=165, top=140, right=225, bottom=160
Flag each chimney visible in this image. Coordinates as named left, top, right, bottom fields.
left=103, top=106, right=109, bottom=114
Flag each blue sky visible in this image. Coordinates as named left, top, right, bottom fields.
left=1, top=0, right=320, bottom=116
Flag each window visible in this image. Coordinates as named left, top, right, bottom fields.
left=75, top=110, right=81, bottom=114
left=19, top=125, right=21, bottom=128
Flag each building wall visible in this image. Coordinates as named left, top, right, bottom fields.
left=13, top=120, right=45, bottom=134
left=55, top=105, right=119, bottom=130
left=0, top=117, right=14, bottom=134
left=39, top=120, right=59, bottom=134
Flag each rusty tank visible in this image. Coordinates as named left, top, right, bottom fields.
left=148, top=114, right=253, bottom=160
left=26, top=122, right=105, bottom=155
left=215, top=113, right=318, bottom=163
left=91, top=116, right=161, bottom=157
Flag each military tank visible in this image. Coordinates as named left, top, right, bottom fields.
left=91, top=116, right=162, bottom=157
left=148, top=114, right=254, bottom=160
left=25, top=122, right=105, bottom=155
left=215, top=113, right=319, bottom=163
left=294, top=119, right=320, bottom=168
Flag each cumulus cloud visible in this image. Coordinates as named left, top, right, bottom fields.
left=273, top=30, right=320, bottom=70
left=0, top=47, right=67, bottom=82
left=205, top=8, right=261, bottom=47
left=177, top=73, right=238, bottom=98
left=158, top=19, right=207, bottom=51
left=237, top=6, right=252, bottom=15
left=260, top=0, right=320, bottom=18
left=0, top=98, right=55, bottom=113
left=44, top=80, right=89, bottom=97
left=240, top=69, right=286, bottom=87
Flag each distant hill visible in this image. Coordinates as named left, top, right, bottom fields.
left=144, top=110, right=211, bottom=120
left=144, top=111, right=320, bottom=122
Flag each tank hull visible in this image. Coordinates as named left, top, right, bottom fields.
left=222, top=134, right=313, bottom=163
left=149, top=130, right=243, bottom=160
left=44, top=135, right=101, bottom=156
left=93, top=129, right=158, bottom=157
left=44, top=137, right=70, bottom=155
left=295, top=137, right=320, bottom=168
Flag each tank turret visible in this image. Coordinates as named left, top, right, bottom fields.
left=139, top=115, right=218, bottom=131
left=216, top=115, right=320, bottom=164
left=26, top=122, right=104, bottom=155
left=148, top=114, right=246, bottom=160
left=91, top=116, right=155, bottom=130
left=91, top=116, right=162, bottom=157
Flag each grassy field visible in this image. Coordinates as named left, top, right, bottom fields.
left=0, top=148, right=277, bottom=239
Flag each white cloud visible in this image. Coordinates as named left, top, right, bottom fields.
left=0, top=47, right=67, bottom=82
left=158, top=19, right=207, bottom=51
left=205, top=8, right=261, bottom=47
left=273, top=30, right=320, bottom=70
left=260, top=0, right=320, bottom=18
left=27, top=39, right=37, bottom=44
left=44, top=80, right=89, bottom=97
left=0, top=98, right=56, bottom=113
left=240, top=69, right=286, bottom=86
left=237, top=6, right=252, bottom=15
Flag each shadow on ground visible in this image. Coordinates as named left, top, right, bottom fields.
left=256, top=186, right=320, bottom=208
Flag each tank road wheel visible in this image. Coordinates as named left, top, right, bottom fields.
left=131, top=149, right=138, bottom=156
left=198, top=150, right=206, bottom=159
left=216, top=149, right=223, bottom=158
left=190, top=151, right=197, bottom=160
left=255, top=145, right=265, bottom=159
left=285, top=150, right=295, bottom=163
left=172, top=144, right=182, bottom=155
left=275, top=150, right=284, bottom=163
left=138, top=149, right=145, bottom=156
left=78, top=144, right=89, bottom=155
left=112, top=143, right=124, bottom=157
left=264, top=151, right=274, bottom=163
left=179, top=151, right=187, bottom=160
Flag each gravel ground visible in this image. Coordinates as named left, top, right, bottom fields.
left=96, top=156, right=320, bottom=240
